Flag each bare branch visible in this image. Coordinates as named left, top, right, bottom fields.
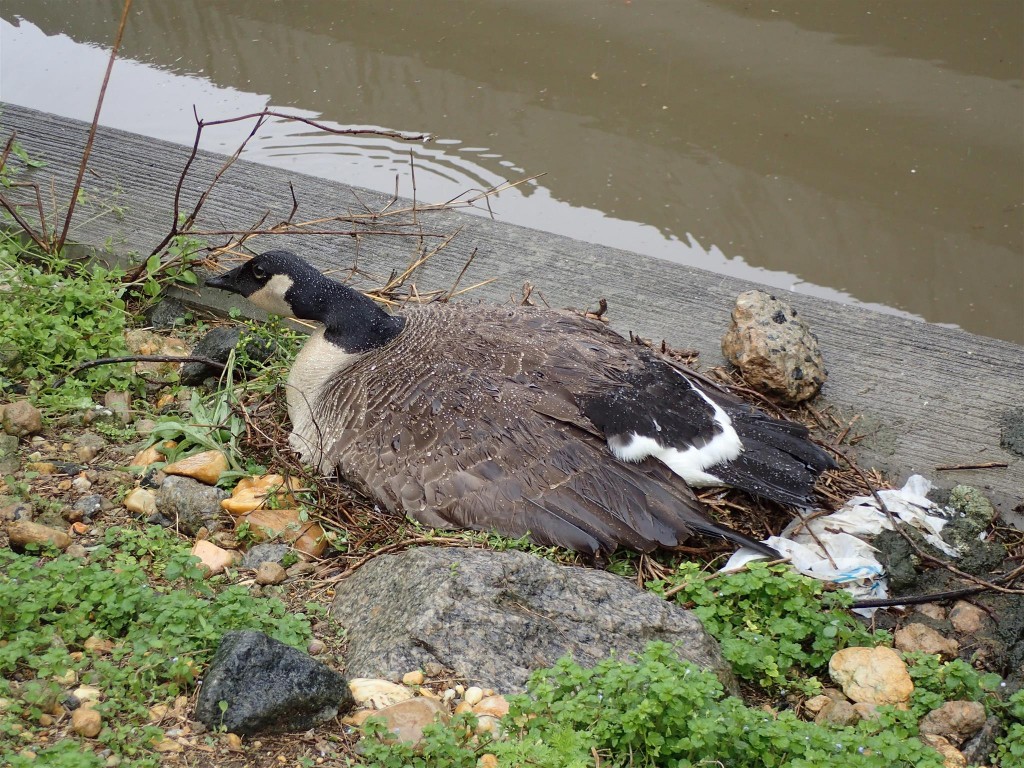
left=57, top=0, right=134, bottom=252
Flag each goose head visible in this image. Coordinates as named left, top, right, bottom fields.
left=204, top=250, right=332, bottom=320
left=206, top=250, right=405, bottom=353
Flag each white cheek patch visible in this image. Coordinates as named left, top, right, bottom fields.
left=607, top=383, right=743, bottom=487
left=249, top=274, right=296, bottom=318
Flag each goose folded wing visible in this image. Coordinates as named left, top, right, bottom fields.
left=334, top=374, right=757, bottom=555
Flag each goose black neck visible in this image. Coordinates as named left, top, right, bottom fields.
left=290, top=274, right=406, bottom=353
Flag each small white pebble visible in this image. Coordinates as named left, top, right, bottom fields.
left=454, top=684, right=465, bottom=697
left=464, top=686, right=484, bottom=706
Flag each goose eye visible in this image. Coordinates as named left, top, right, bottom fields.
left=252, top=265, right=267, bottom=281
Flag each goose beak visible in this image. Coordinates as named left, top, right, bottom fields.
left=205, top=266, right=243, bottom=294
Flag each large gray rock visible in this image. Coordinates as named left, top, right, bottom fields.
left=154, top=475, right=229, bottom=535
left=195, top=630, right=353, bottom=735
left=330, top=547, right=736, bottom=693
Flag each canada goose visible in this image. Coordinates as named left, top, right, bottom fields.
left=206, top=250, right=835, bottom=557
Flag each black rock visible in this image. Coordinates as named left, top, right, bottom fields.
left=180, top=327, right=241, bottom=385
left=145, top=297, right=190, bottom=329
left=330, top=547, right=737, bottom=693
left=50, top=462, right=85, bottom=476
left=180, top=326, right=278, bottom=385
left=195, top=630, right=352, bottom=735
left=961, top=715, right=1002, bottom=766
left=146, top=511, right=175, bottom=528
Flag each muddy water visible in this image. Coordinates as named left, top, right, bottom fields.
left=1, top=0, right=1021, bottom=342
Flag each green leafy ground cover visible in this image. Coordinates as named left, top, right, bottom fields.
left=0, top=527, right=314, bottom=768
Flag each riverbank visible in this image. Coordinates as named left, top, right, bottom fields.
left=2, top=102, right=1020, bottom=518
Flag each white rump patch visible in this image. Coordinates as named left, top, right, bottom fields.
left=608, top=381, right=743, bottom=486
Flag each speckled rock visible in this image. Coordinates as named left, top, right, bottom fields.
left=961, top=715, right=1002, bottom=766
left=194, top=630, right=353, bottom=735
left=154, top=475, right=229, bottom=535
left=71, top=495, right=106, bottom=521
left=2, top=400, right=42, bottom=437
left=999, top=406, right=1024, bottom=457
left=721, top=290, right=826, bottom=403
left=331, top=547, right=736, bottom=693
left=180, top=327, right=242, bottom=385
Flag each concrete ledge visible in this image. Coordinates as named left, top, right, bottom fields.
left=2, top=102, right=1021, bottom=519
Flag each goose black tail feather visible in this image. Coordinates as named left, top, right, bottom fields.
left=684, top=517, right=782, bottom=559
left=714, top=409, right=837, bottom=506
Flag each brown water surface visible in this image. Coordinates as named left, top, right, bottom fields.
left=1, top=0, right=1021, bottom=341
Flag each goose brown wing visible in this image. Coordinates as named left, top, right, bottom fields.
left=311, top=304, right=752, bottom=555
left=324, top=368, right=722, bottom=554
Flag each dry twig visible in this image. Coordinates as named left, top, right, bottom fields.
left=57, top=0, right=134, bottom=252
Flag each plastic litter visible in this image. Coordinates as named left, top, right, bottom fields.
left=725, top=475, right=956, bottom=614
